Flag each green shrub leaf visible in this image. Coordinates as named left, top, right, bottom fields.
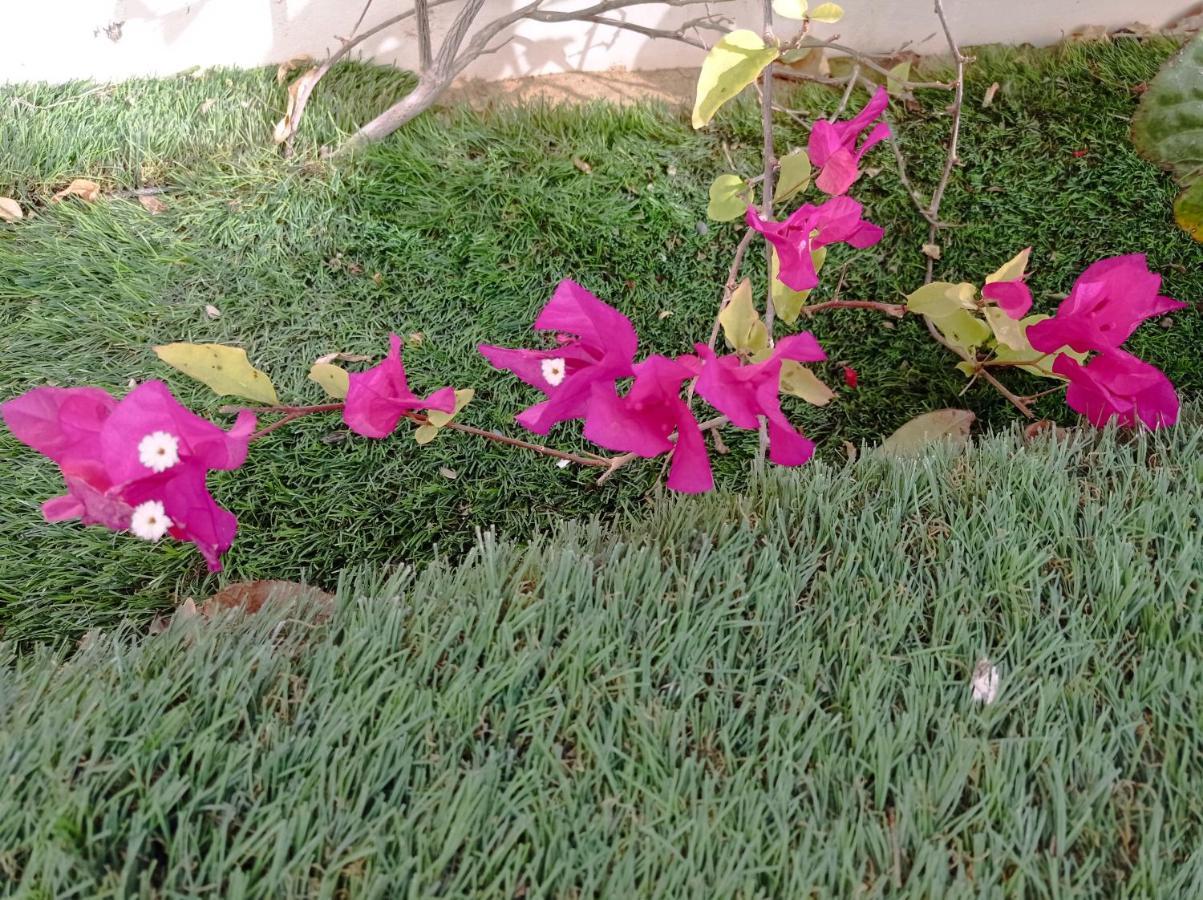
left=708, top=173, right=751, bottom=221
left=154, top=343, right=278, bottom=404
left=693, top=31, right=779, bottom=129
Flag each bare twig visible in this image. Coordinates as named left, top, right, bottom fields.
left=925, top=0, right=966, bottom=281
left=920, top=319, right=1035, bottom=419
left=595, top=416, right=728, bottom=485
left=414, top=0, right=433, bottom=68
left=832, top=64, right=861, bottom=120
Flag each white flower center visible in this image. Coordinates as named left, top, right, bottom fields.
left=138, top=431, right=180, bottom=472
left=541, top=357, right=566, bottom=387
left=130, top=500, right=172, bottom=541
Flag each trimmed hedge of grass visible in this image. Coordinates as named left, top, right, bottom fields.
left=3, top=422, right=1202, bottom=897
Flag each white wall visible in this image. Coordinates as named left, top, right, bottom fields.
left=0, top=0, right=1194, bottom=85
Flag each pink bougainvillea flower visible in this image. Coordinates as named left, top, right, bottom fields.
left=807, top=86, right=891, bottom=195
left=694, top=333, right=828, bottom=467
left=343, top=333, right=456, bottom=438
left=981, top=279, right=1033, bottom=320
left=479, top=279, right=639, bottom=435
left=747, top=196, right=884, bottom=292
left=1053, top=349, right=1179, bottom=430
left=582, top=354, right=713, bottom=493
left=1027, top=254, right=1186, bottom=353
left=2, top=381, right=256, bottom=570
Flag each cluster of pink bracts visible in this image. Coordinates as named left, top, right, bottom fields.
left=0, top=88, right=1186, bottom=571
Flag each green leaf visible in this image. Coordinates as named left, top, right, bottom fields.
left=1131, top=33, right=1203, bottom=241
left=780, top=360, right=835, bottom=406
left=708, top=173, right=750, bottom=221
left=770, top=247, right=825, bottom=324
left=719, top=279, right=768, bottom=354
left=414, top=388, right=474, bottom=444
left=932, top=309, right=992, bottom=357
left=774, top=150, right=812, bottom=203
left=905, top=281, right=976, bottom=317
left=879, top=409, right=975, bottom=458
left=772, top=0, right=808, bottom=20
left=886, top=61, right=911, bottom=95
left=809, top=3, right=844, bottom=24
left=692, top=31, right=780, bottom=129
left=154, top=343, right=278, bottom=404
left=988, top=313, right=1083, bottom=380
left=308, top=362, right=349, bottom=399
left=985, top=247, right=1031, bottom=284
left=1174, top=179, right=1203, bottom=242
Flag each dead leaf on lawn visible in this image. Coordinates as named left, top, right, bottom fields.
left=201, top=580, right=334, bottom=619
left=878, top=408, right=975, bottom=458
left=922, top=242, right=941, bottom=260
left=314, top=351, right=371, bottom=365
left=51, top=179, right=100, bottom=203
left=982, top=81, right=1000, bottom=108
left=204, top=304, right=221, bottom=319
left=572, top=156, right=592, bottom=174
left=274, top=65, right=327, bottom=144
left=439, top=466, right=459, bottom=480
left=276, top=53, right=314, bottom=84
left=0, top=197, right=24, bottom=222
left=138, top=193, right=167, bottom=214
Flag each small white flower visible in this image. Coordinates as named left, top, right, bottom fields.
left=138, top=431, right=180, bottom=472
left=541, top=357, right=566, bottom=387
left=130, top=500, right=172, bottom=541
left=971, top=658, right=1000, bottom=705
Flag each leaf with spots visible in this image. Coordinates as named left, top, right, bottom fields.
left=154, top=343, right=279, bottom=404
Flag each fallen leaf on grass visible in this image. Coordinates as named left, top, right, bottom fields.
left=314, top=351, right=371, bottom=365
left=439, top=466, right=458, bottom=480
left=982, top=81, right=1000, bottom=107
left=204, top=304, right=221, bottom=319
left=202, top=580, right=333, bottom=618
left=878, top=408, right=975, bottom=457
left=51, top=179, right=100, bottom=203
left=0, top=197, right=24, bottom=222
left=572, top=155, right=592, bottom=174
left=138, top=193, right=167, bottom=214
left=274, top=66, right=326, bottom=144
left=276, top=54, right=314, bottom=84
left=199, top=98, right=217, bottom=114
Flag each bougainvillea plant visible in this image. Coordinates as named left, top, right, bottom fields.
left=1, top=2, right=1188, bottom=572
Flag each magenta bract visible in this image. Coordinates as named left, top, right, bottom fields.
left=1053, top=349, right=1179, bottom=430
left=1027, top=254, right=1185, bottom=353
left=694, top=333, right=828, bottom=467
left=807, top=86, right=891, bottom=196
left=1, top=381, right=256, bottom=571
left=343, top=333, right=456, bottom=438
left=982, top=279, right=1033, bottom=320
left=747, top=196, right=884, bottom=292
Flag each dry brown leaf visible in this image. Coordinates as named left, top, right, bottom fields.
left=314, top=351, right=371, bottom=365
left=204, top=304, right=221, bottom=319
left=199, top=98, right=217, bottom=114
left=138, top=193, right=167, bottom=214
left=982, top=81, right=1000, bottom=108
left=201, top=579, right=334, bottom=619
left=51, top=179, right=100, bottom=203
left=572, top=156, right=592, bottom=174
left=0, top=197, right=24, bottom=222
left=439, top=466, right=459, bottom=480
left=77, top=627, right=104, bottom=651
left=276, top=53, right=314, bottom=85
left=922, top=243, right=941, bottom=260
left=274, top=66, right=327, bottom=144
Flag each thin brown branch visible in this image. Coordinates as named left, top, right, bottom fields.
left=920, top=319, right=1035, bottom=419
left=925, top=0, right=966, bottom=281
left=595, top=416, right=728, bottom=485
left=414, top=0, right=433, bottom=68
left=832, top=64, right=861, bottom=120
left=791, top=38, right=955, bottom=89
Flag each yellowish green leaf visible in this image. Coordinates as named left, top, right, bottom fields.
left=780, top=360, right=835, bottom=405
left=719, top=279, right=768, bottom=354
left=772, top=0, right=808, bottom=19
left=414, top=424, right=440, bottom=445
left=879, top=409, right=975, bottom=457
left=770, top=247, right=825, bottom=324
left=415, top=388, right=474, bottom=444
left=985, top=247, right=1031, bottom=284
left=983, top=306, right=1025, bottom=350
left=886, top=60, right=911, bottom=95
left=154, top=343, right=279, bottom=404
left=931, top=308, right=992, bottom=357
left=774, top=150, right=812, bottom=203
left=308, top=362, right=349, bottom=399
left=707, top=173, right=750, bottom=221
left=692, top=31, right=780, bottom=129
left=955, top=360, right=978, bottom=378
left=989, top=313, right=1085, bottom=379
left=905, top=281, right=977, bottom=316
left=808, top=2, right=844, bottom=23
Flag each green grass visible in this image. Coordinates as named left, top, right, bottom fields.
left=1, top=40, right=1200, bottom=640
left=2, top=424, right=1202, bottom=897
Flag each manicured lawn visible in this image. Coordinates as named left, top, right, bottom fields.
left=3, top=424, right=1201, bottom=896
left=1, top=39, right=1200, bottom=640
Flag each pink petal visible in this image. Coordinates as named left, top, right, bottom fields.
left=344, top=334, right=452, bottom=438
left=2, top=386, right=115, bottom=479
left=806, top=120, right=844, bottom=168
left=774, top=332, right=828, bottom=363
left=1054, top=350, right=1179, bottom=430
left=124, top=466, right=237, bottom=572
left=665, top=409, right=713, bottom=493
left=982, top=280, right=1033, bottom=319
left=814, top=149, right=860, bottom=196
left=533, top=279, right=639, bottom=364
left=42, top=495, right=84, bottom=522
